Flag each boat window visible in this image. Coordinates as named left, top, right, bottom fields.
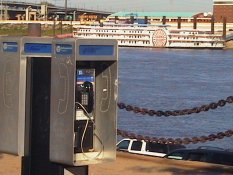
left=131, top=141, right=143, bottom=151
left=146, top=142, right=168, bottom=153
left=117, top=140, right=130, bottom=150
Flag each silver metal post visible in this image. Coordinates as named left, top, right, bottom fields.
left=65, top=0, right=67, bottom=20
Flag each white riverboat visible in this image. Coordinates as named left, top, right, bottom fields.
left=73, top=24, right=225, bottom=49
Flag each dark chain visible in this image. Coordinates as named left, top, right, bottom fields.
left=117, top=96, right=233, bottom=117
left=117, top=129, right=233, bottom=145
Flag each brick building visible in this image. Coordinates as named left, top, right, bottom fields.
left=213, top=0, right=233, bottom=22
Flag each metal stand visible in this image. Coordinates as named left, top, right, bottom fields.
left=65, top=166, right=88, bottom=175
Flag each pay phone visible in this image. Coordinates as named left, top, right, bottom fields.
left=75, top=69, right=95, bottom=153
left=50, top=38, right=118, bottom=166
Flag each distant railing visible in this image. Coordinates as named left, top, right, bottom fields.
left=118, top=95, right=233, bottom=144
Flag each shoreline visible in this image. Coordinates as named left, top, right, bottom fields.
left=225, top=41, right=233, bottom=49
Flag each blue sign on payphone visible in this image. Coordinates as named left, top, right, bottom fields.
left=79, top=45, right=114, bottom=56
left=3, top=42, right=18, bottom=52
left=24, top=43, right=52, bottom=54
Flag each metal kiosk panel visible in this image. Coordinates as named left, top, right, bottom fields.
left=0, top=36, right=26, bottom=156
left=50, top=38, right=118, bottom=166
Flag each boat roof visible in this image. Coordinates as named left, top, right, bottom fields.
left=109, top=12, right=199, bottom=18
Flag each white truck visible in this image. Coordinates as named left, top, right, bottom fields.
left=117, top=138, right=185, bottom=157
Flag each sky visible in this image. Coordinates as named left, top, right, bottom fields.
left=51, top=0, right=214, bottom=13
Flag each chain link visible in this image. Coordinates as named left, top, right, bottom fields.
left=117, top=129, right=233, bottom=145
left=117, top=96, right=233, bottom=117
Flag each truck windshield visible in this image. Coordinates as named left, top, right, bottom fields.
left=117, top=140, right=130, bottom=150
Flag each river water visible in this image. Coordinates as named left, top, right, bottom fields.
left=117, top=47, right=233, bottom=149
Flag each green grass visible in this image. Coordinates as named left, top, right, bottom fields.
left=0, top=24, right=73, bottom=36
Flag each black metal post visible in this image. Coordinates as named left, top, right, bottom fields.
left=70, top=20, right=73, bottom=33
left=144, top=16, right=148, bottom=24
left=193, top=17, right=197, bottom=29
left=177, top=17, right=181, bottom=29
left=130, top=16, right=134, bottom=24
left=162, top=16, right=166, bottom=25
left=223, top=17, right=227, bottom=39
left=211, top=16, right=215, bottom=34
left=60, top=20, right=63, bottom=34
left=115, top=16, right=118, bottom=24
left=53, top=20, right=56, bottom=36
left=65, top=166, right=88, bottom=175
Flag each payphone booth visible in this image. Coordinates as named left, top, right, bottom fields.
left=0, top=36, right=61, bottom=175
left=50, top=38, right=118, bottom=166
left=20, top=37, right=63, bottom=175
left=0, top=36, right=27, bottom=156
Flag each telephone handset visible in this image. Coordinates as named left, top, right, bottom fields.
left=76, top=81, right=94, bottom=113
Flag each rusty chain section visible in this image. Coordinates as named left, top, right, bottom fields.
left=117, top=96, right=233, bottom=117
left=117, top=129, right=233, bottom=145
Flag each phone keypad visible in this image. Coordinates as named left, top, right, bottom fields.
left=81, top=94, right=88, bottom=105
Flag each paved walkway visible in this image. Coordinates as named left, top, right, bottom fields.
left=90, top=152, right=233, bottom=175
left=0, top=152, right=233, bottom=175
